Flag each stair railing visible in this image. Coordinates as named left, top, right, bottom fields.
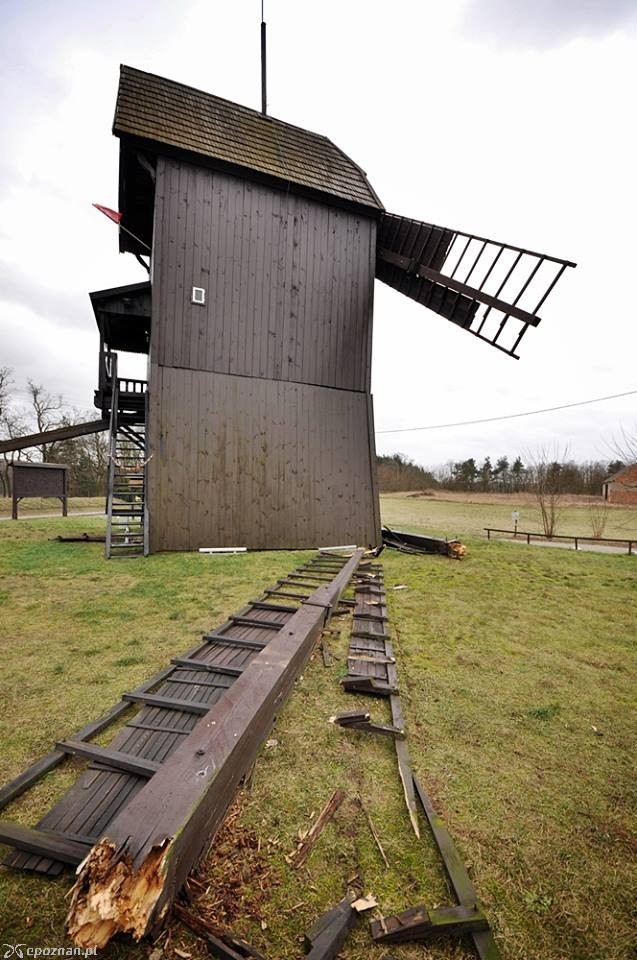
left=143, top=390, right=150, bottom=556
left=105, top=354, right=119, bottom=560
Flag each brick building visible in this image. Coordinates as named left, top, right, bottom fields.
left=602, top=463, right=637, bottom=505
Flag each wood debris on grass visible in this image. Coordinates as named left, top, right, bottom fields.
left=356, top=795, right=389, bottom=869
left=287, top=789, right=345, bottom=869
left=170, top=793, right=280, bottom=939
left=174, top=905, right=267, bottom=960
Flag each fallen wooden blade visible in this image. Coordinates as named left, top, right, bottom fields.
left=65, top=550, right=363, bottom=949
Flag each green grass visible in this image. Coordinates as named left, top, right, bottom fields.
left=0, top=507, right=635, bottom=960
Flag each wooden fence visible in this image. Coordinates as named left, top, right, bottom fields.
left=484, top=527, right=634, bottom=555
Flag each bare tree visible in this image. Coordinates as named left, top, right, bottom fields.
left=587, top=501, right=612, bottom=539
left=0, top=366, right=11, bottom=419
left=0, top=368, right=32, bottom=495
left=610, top=425, right=637, bottom=466
left=528, top=448, right=568, bottom=538
left=26, top=380, right=64, bottom=461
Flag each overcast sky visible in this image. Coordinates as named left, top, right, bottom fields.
left=1, top=0, right=635, bottom=467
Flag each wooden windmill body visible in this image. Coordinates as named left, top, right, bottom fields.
left=93, top=66, right=574, bottom=556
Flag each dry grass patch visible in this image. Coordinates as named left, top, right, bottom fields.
left=381, top=490, right=637, bottom=541
left=0, top=496, right=105, bottom=517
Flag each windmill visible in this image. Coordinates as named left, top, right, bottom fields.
left=80, top=63, right=574, bottom=557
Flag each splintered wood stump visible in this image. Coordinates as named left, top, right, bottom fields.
left=66, top=551, right=363, bottom=949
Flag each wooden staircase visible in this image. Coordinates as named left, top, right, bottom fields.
left=105, top=359, right=148, bottom=559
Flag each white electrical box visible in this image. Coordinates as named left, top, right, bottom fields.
left=192, top=286, right=206, bottom=305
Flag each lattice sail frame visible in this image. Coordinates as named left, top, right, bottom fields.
left=376, top=212, right=576, bottom=358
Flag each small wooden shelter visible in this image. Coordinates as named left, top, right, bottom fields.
left=10, top=461, right=68, bottom=520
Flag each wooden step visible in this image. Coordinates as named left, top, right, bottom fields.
left=122, top=692, right=211, bottom=715
left=0, top=821, right=89, bottom=866
left=202, top=633, right=267, bottom=651
left=56, top=740, right=160, bottom=777
left=230, top=616, right=284, bottom=630
left=171, top=657, right=245, bottom=677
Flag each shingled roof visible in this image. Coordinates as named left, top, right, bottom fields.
left=114, top=65, right=383, bottom=211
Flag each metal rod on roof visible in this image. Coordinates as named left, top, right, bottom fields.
left=261, top=4, right=267, bottom=115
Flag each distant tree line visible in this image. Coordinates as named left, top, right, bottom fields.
left=377, top=451, right=626, bottom=496
left=437, top=456, right=625, bottom=495
left=0, top=367, right=108, bottom=499
left=377, top=453, right=439, bottom=492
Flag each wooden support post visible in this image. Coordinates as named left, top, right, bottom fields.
left=66, top=550, right=363, bottom=949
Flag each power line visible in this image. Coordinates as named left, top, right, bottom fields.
left=375, top=388, right=637, bottom=435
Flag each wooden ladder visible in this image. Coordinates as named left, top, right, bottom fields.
left=105, top=359, right=148, bottom=559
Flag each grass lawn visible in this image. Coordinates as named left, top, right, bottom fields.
left=0, top=505, right=635, bottom=960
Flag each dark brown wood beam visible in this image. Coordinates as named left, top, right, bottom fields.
left=56, top=740, right=160, bottom=778
left=412, top=774, right=501, bottom=960
left=304, top=896, right=359, bottom=959
left=66, top=549, right=363, bottom=949
left=0, top=419, right=109, bottom=455
left=378, top=248, right=541, bottom=327
left=121, top=692, right=213, bottom=714
left=370, top=903, right=489, bottom=944
left=0, top=822, right=88, bottom=866
left=202, top=633, right=267, bottom=651
left=170, top=658, right=245, bottom=678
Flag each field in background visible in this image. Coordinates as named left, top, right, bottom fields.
left=381, top=490, right=637, bottom=541
left=0, top=509, right=635, bottom=959
left=0, top=496, right=104, bottom=517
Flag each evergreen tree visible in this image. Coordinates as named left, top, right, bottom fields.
left=511, top=456, right=525, bottom=491
left=494, top=456, right=509, bottom=490
left=479, top=457, right=493, bottom=491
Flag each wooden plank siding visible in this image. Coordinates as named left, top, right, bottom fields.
left=152, top=158, right=376, bottom=392
left=147, top=366, right=379, bottom=551
left=148, top=155, right=379, bottom=551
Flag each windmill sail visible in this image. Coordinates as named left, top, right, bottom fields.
left=376, top=212, right=576, bottom=358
